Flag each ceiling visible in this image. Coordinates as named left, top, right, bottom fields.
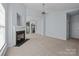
left=25, top=3, right=79, bottom=13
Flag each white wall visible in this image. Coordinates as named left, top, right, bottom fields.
left=71, top=14, right=79, bottom=38
left=11, top=4, right=26, bottom=26
left=46, top=12, right=67, bottom=40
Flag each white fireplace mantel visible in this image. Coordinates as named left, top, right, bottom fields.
left=15, top=26, right=25, bottom=31
left=12, top=26, right=25, bottom=46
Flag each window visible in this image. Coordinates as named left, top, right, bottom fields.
left=0, top=4, right=5, bottom=50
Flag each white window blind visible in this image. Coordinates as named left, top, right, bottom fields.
left=0, top=4, right=5, bottom=50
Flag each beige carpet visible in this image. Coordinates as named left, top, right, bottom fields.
left=5, top=34, right=79, bottom=56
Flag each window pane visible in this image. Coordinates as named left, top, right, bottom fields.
left=0, top=4, right=5, bottom=50
left=0, top=4, right=5, bottom=26
left=0, top=27, right=5, bottom=50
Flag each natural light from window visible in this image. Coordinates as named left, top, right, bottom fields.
left=0, top=4, right=5, bottom=50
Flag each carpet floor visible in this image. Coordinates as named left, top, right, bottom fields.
left=5, top=34, right=79, bottom=56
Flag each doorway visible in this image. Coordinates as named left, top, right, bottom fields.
left=67, top=11, right=79, bottom=40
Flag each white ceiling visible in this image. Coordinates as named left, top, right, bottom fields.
left=25, top=3, right=79, bottom=12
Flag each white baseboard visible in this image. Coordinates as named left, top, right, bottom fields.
left=45, top=34, right=67, bottom=40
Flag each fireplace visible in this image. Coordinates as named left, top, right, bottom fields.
left=16, top=30, right=25, bottom=46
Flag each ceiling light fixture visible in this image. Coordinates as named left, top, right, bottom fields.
left=42, top=3, right=46, bottom=14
